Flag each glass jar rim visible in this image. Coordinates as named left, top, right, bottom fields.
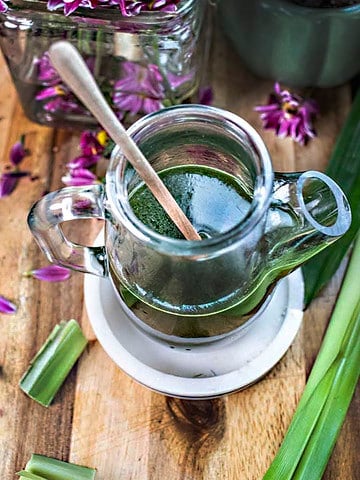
left=106, top=104, right=274, bottom=254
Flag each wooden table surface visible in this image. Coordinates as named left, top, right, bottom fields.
left=0, top=25, right=359, bottom=480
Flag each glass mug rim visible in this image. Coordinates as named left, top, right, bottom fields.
left=106, top=104, right=274, bottom=254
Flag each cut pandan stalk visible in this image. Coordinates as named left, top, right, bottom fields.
left=20, top=454, right=96, bottom=480
left=19, top=319, right=87, bottom=407
left=263, top=234, right=360, bottom=479
left=17, top=471, right=47, bottom=480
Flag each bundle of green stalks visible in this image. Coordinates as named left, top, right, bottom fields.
left=264, top=234, right=360, bottom=479
left=264, top=89, right=360, bottom=479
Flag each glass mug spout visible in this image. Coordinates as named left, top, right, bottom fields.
left=27, top=105, right=351, bottom=339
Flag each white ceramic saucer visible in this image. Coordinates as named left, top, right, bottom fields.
left=84, top=268, right=304, bottom=399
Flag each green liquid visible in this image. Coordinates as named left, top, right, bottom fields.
left=113, top=165, right=306, bottom=338
left=115, top=165, right=268, bottom=338
left=129, top=165, right=251, bottom=239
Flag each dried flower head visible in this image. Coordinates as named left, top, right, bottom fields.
left=255, top=82, right=319, bottom=145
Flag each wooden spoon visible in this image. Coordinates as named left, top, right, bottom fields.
left=48, top=41, right=201, bottom=241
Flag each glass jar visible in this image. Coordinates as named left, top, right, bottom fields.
left=0, top=0, right=208, bottom=128
left=28, top=105, right=351, bottom=342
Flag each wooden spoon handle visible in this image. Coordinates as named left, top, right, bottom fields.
left=48, top=41, right=201, bottom=241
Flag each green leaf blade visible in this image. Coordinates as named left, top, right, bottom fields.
left=26, top=454, right=96, bottom=480
left=19, top=319, right=87, bottom=407
left=303, top=89, right=360, bottom=305
left=263, top=360, right=339, bottom=480
left=293, top=303, right=360, bottom=479
left=263, top=234, right=360, bottom=479
left=17, top=471, right=47, bottom=480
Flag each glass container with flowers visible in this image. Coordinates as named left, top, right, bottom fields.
left=0, top=0, right=209, bottom=128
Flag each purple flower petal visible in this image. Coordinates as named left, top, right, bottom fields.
left=35, top=52, right=61, bottom=85
left=29, top=265, right=71, bottom=282
left=43, top=96, right=85, bottom=114
left=277, top=118, right=291, bottom=138
left=46, top=0, right=64, bottom=10
left=0, top=295, right=17, bottom=314
left=79, top=131, right=105, bottom=156
left=114, top=92, right=144, bottom=116
left=118, top=0, right=179, bottom=16
left=10, top=139, right=27, bottom=166
left=142, top=97, right=164, bottom=115
left=73, top=198, right=94, bottom=213
left=254, top=104, right=279, bottom=113
left=113, top=61, right=165, bottom=118
left=198, top=86, right=213, bottom=106
left=0, top=171, right=29, bottom=198
left=36, top=86, right=65, bottom=100
left=67, top=154, right=100, bottom=169
left=0, top=173, right=18, bottom=197
left=0, top=0, right=9, bottom=13
left=64, top=0, right=85, bottom=16
left=62, top=168, right=98, bottom=186
left=166, top=71, right=194, bottom=89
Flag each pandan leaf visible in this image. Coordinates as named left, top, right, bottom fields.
left=302, top=89, right=360, bottom=305
left=263, top=234, right=360, bottom=479
left=17, top=471, right=47, bottom=480
left=25, top=454, right=96, bottom=480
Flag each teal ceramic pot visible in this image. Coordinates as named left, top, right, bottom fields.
left=218, top=0, right=360, bottom=87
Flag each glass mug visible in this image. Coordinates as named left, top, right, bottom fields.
left=28, top=105, right=351, bottom=341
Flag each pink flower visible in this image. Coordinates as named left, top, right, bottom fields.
left=113, top=62, right=165, bottom=118
left=0, top=295, right=17, bottom=314
left=25, top=265, right=71, bottom=282
left=255, top=82, right=319, bottom=145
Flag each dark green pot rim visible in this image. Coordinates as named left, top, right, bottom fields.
left=262, top=0, right=360, bottom=17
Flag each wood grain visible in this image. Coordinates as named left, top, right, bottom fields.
left=0, top=74, right=78, bottom=474
left=0, top=22, right=359, bottom=480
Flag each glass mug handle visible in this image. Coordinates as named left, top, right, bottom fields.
left=27, top=184, right=108, bottom=276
